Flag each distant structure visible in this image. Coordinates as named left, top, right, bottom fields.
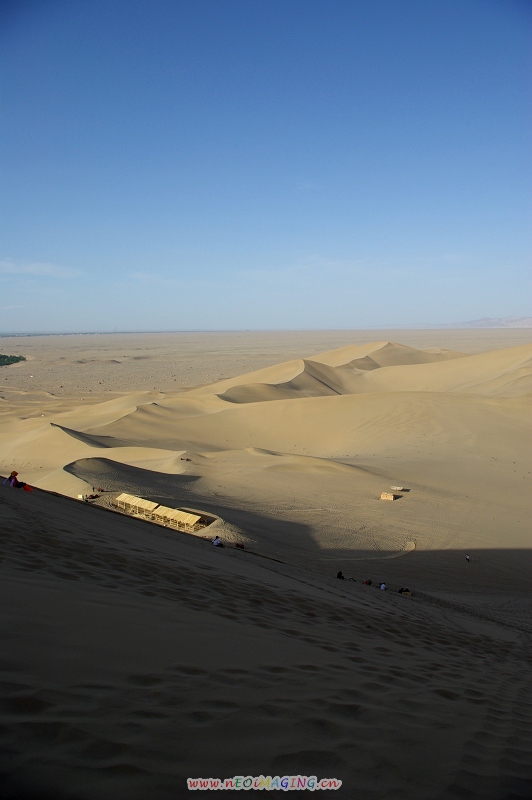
left=380, top=492, right=397, bottom=501
left=113, top=493, right=213, bottom=532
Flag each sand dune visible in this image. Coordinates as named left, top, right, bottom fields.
left=1, top=335, right=531, bottom=798
left=353, top=342, right=532, bottom=397
left=190, top=340, right=465, bottom=399
left=311, top=340, right=466, bottom=367
left=1, top=480, right=531, bottom=800
left=210, top=341, right=532, bottom=402
left=1, top=340, right=530, bottom=563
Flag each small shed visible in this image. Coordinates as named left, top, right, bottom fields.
left=157, top=507, right=201, bottom=531
left=115, top=493, right=159, bottom=518
left=380, top=492, right=396, bottom=501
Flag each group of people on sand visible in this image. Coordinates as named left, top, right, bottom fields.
left=2, top=471, right=32, bottom=491
left=336, top=571, right=411, bottom=595
left=337, top=571, right=382, bottom=586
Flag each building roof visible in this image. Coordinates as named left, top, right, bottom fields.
left=116, top=494, right=201, bottom=525
left=116, top=492, right=134, bottom=504
left=154, top=506, right=201, bottom=526
left=116, top=493, right=159, bottom=512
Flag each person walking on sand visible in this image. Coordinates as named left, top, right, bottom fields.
left=465, top=554, right=470, bottom=562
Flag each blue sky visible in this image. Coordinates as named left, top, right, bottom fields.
left=1, top=0, right=530, bottom=332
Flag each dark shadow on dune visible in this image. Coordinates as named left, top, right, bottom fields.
left=2, top=478, right=532, bottom=639
left=12, top=457, right=532, bottom=601
left=319, top=546, right=532, bottom=598
left=56, top=461, right=532, bottom=599
left=3, top=472, right=528, bottom=576
left=2, top=478, right=532, bottom=636
left=63, top=458, right=314, bottom=552
left=64, top=457, right=201, bottom=496
left=51, top=423, right=137, bottom=449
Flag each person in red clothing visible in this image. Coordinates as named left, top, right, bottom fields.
left=3, top=471, right=33, bottom=491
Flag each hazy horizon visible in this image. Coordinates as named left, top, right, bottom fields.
left=2, top=317, right=532, bottom=338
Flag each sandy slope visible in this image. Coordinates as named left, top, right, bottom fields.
left=1, top=485, right=531, bottom=800
left=1, top=335, right=531, bottom=798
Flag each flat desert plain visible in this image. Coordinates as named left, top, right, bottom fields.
left=1, top=329, right=531, bottom=800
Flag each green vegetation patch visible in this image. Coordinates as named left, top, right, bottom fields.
left=0, top=354, right=26, bottom=367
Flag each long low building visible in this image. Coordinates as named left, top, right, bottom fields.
left=114, top=493, right=205, bottom=532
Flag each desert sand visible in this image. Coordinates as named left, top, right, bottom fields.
left=1, top=330, right=531, bottom=799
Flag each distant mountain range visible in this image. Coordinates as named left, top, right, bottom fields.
left=444, top=316, right=532, bottom=329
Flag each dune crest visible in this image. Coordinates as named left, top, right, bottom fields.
left=311, top=340, right=466, bottom=367
left=214, top=341, right=532, bottom=405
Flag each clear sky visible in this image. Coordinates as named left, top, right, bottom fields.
left=1, top=0, right=530, bottom=332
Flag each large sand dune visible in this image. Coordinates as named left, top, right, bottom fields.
left=1, top=340, right=531, bottom=573
left=1, top=333, right=531, bottom=798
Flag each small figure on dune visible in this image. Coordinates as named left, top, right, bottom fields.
left=3, top=471, right=32, bottom=492
left=212, top=536, right=224, bottom=548
left=465, top=554, right=470, bottom=562
left=362, top=579, right=372, bottom=586
left=336, top=571, right=345, bottom=580
left=379, top=582, right=387, bottom=590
